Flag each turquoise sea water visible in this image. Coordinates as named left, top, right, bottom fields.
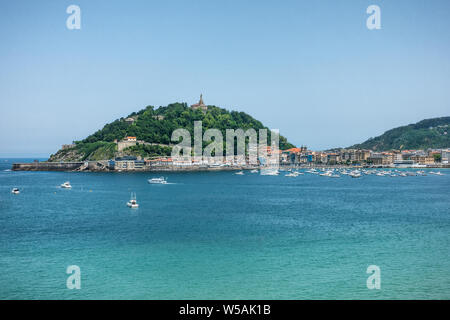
left=0, top=158, right=449, bottom=299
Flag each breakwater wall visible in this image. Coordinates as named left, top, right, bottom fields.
left=11, top=162, right=249, bottom=172
left=12, top=162, right=84, bottom=171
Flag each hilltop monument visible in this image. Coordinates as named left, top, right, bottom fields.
left=191, top=94, right=208, bottom=111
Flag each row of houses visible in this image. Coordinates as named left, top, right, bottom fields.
left=105, top=145, right=450, bottom=170
left=281, top=147, right=450, bottom=166
left=109, top=156, right=260, bottom=171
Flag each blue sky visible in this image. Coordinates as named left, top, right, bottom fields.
left=1, top=0, right=449, bottom=157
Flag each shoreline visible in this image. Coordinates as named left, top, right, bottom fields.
left=11, top=161, right=450, bottom=172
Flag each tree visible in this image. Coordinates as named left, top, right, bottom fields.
left=433, top=154, right=442, bottom=163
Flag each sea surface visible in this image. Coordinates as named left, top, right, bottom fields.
left=0, top=158, right=449, bottom=299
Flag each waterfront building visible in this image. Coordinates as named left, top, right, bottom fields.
left=326, top=153, right=340, bottom=164
left=113, top=156, right=146, bottom=170
left=393, top=159, right=415, bottom=167
left=282, top=147, right=301, bottom=164
left=410, top=155, right=435, bottom=165
left=442, top=149, right=450, bottom=164
left=340, top=149, right=371, bottom=162
left=368, top=153, right=393, bottom=166
left=147, top=158, right=173, bottom=167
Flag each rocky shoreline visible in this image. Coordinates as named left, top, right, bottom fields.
left=11, top=162, right=253, bottom=172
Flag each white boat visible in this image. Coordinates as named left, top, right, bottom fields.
left=349, top=171, right=361, bottom=178
left=61, top=181, right=72, bottom=188
left=319, top=171, right=340, bottom=178
left=235, top=171, right=244, bottom=175
left=11, top=188, right=20, bottom=194
left=285, top=172, right=297, bottom=177
left=430, top=171, right=444, bottom=176
left=250, top=169, right=259, bottom=173
left=127, top=193, right=139, bottom=208
left=260, top=168, right=279, bottom=176
left=148, top=177, right=167, bottom=184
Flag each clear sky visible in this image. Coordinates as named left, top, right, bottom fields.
left=1, top=0, right=449, bottom=157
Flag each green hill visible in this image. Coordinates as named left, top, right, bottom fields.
left=49, top=102, right=295, bottom=161
left=350, top=117, right=450, bottom=151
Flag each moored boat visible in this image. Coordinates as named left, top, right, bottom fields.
left=349, top=171, right=361, bottom=178
left=127, top=193, right=139, bottom=208
left=260, top=168, right=279, bottom=176
left=148, top=177, right=167, bottom=184
left=61, top=181, right=72, bottom=189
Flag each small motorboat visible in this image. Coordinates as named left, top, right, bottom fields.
left=285, top=172, right=297, bottom=177
left=11, top=188, right=20, bottom=194
left=127, top=193, right=139, bottom=208
left=250, top=169, right=259, bottom=173
left=235, top=171, right=244, bottom=175
left=61, top=181, right=72, bottom=188
left=349, top=171, right=361, bottom=178
left=148, top=177, right=167, bottom=184
left=260, top=168, right=279, bottom=176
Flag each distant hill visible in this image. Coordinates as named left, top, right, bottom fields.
left=49, top=102, right=295, bottom=161
left=350, top=117, right=450, bottom=151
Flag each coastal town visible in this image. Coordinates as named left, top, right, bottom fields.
left=101, top=146, right=450, bottom=171
left=12, top=139, right=450, bottom=172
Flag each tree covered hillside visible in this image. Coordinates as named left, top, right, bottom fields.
left=49, top=102, right=295, bottom=161
left=350, top=117, right=450, bottom=151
